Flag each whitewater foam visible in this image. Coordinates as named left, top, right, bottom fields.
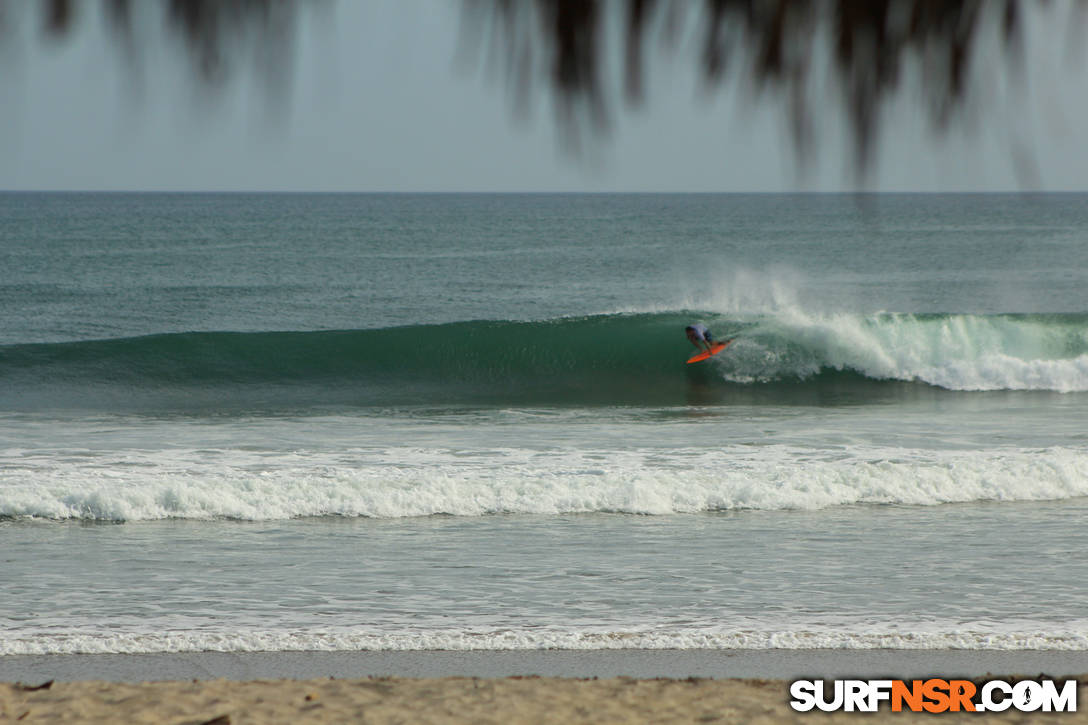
left=4, top=444, right=1087, bottom=521
left=720, top=311, right=1088, bottom=391
left=5, top=626, right=1088, bottom=655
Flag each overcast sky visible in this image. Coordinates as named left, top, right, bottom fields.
left=2, top=0, right=1087, bottom=192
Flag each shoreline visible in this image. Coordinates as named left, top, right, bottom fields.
left=5, top=649, right=1088, bottom=683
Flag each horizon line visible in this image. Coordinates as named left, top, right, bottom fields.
left=2, top=189, right=1083, bottom=195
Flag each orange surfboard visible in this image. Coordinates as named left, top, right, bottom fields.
left=686, top=337, right=735, bottom=364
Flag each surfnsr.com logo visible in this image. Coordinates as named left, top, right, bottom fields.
left=789, top=678, right=1078, bottom=713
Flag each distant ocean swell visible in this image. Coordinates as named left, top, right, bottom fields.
left=1, top=312, right=1086, bottom=409
left=3, top=445, right=1086, bottom=521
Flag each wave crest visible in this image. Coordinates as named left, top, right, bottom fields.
left=1, top=311, right=1086, bottom=409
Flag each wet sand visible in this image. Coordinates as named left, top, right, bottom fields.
left=5, top=649, right=1088, bottom=683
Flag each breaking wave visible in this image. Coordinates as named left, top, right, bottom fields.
left=1, top=311, right=1086, bottom=410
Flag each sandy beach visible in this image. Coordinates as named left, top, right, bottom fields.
left=3, top=673, right=1087, bottom=724
left=3, top=651, right=1088, bottom=724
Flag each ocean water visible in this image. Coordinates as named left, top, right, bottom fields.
left=2, top=192, right=1088, bottom=656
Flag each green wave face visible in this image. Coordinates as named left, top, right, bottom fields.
left=2, top=312, right=1087, bottom=410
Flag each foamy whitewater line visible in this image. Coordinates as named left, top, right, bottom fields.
left=5, top=627, right=1088, bottom=656
left=2, top=445, right=1087, bottom=521
left=724, top=309, right=1088, bottom=392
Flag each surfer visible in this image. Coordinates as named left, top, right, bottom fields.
left=685, top=323, right=715, bottom=353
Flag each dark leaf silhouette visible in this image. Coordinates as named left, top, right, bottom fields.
left=13, top=0, right=1071, bottom=175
